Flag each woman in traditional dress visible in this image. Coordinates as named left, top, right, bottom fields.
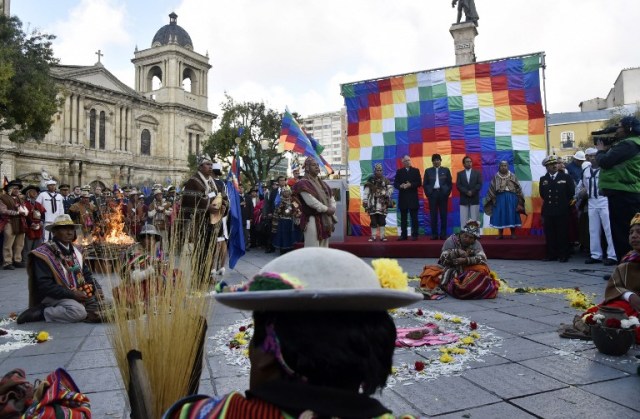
left=564, top=214, right=640, bottom=342
left=419, top=220, right=498, bottom=299
left=484, top=161, right=525, bottom=239
left=271, top=186, right=302, bottom=255
left=363, top=163, right=394, bottom=242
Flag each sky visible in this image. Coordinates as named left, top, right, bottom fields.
left=10, top=0, right=640, bottom=125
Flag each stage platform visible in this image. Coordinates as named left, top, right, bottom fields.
left=324, top=235, right=546, bottom=260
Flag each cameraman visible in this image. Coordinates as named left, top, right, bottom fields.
left=595, top=116, right=640, bottom=260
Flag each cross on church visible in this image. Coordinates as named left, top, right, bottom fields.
left=95, top=49, right=103, bottom=63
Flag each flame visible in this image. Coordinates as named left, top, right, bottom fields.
left=94, top=203, right=135, bottom=245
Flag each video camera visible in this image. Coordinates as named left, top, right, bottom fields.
left=591, top=126, right=618, bottom=146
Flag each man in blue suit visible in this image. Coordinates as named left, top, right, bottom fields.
left=393, top=155, right=422, bottom=241
left=423, top=154, right=452, bottom=240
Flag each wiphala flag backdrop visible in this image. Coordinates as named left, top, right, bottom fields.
left=341, top=53, right=547, bottom=237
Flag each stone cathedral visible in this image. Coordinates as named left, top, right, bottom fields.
left=1, top=11, right=214, bottom=189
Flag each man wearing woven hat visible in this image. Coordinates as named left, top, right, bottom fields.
left=22, top=185, right=46, bottom=263
left=539, top=155, right=575, bottom=262
left=148, top=187, right=172, bottom=245
left=17, top=214, right=105, bottom=324
left=36, top=179, right=65, bottom=240
left=363, top=163, right=394, bottom=242
left=124, top=188, right=147, bottom=237
left=292, top=157, right=336, bottom=247
left=0, top=180, right=28, bottom=269
left=181, top=154, right=229, bottom=282
left=165, top=247, right=422, bottom=417
left=68, top=191, right=98, bottom=239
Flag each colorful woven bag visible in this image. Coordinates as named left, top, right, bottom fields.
left=22, top=368, right=91, bottom=419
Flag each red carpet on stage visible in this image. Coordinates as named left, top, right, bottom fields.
left=324, top=236, right=546, bottom=260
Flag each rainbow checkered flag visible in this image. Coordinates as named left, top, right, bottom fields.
left=341, top=53, right=546, bottom=237
left=279, top=109, right=333, bottom=173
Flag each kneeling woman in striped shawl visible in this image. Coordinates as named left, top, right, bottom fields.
left=419, top=220, right=499, bottom=299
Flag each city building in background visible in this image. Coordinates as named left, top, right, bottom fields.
left=302, top=109, right=347, bottom=169
left=0, top=10, right=214, bottom=188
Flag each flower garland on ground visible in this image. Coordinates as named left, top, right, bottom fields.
left=496, top=274, right=595, bottom=310
left=208, top=318, right=254, bottom=375
left=386, top=308, right=502, bottom=386
left=0, top=315, right=51, bottom=353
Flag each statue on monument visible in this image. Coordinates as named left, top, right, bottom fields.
left=452, top=0, right=479, bottom=26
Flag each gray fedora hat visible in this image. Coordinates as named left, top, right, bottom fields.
left=215, top=247, right=422, bottom=311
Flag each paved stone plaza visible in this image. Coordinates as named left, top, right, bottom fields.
left=1, top=250, right=639, bottom=418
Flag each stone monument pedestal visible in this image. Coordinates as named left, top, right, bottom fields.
left=450, top=22, right=478, bottom=65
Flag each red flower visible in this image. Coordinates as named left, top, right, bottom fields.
left=414, top=361, right=425, bottom=371
left=416, top=309, right=423, bottom=316
left=584, top=314, right=596, bottom=325
left=239, top=326, right=246, bottom=332
left=604, top=318, right=622, bottom=329
left=470, top=321, right=478, bottom=330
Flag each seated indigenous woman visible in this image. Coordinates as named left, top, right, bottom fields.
left=163, top=247, right=422, bottom=418
left=113, top=224, right=167, bottom=307
left=571, top=214, right=640, bottom=343
left=419, top=220, right=499, bottom=300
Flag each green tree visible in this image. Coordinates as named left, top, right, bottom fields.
left=203, top=95, right=291, bottom=187
left=0, top=15, right=61, bottom=142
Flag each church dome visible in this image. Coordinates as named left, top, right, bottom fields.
left=151, top=12, right=193, bottom=50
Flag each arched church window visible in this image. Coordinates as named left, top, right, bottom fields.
left=182, top=77, right=192, bottom=92
left=141, top=129, right=151, bottom=156
left=89, top=109, right=96, bottom=148
left=99, top=111, right=106, bottom=149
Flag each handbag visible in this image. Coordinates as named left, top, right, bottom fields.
left=22, top=369, right=91, bottom=419
left=0, top=368, right=34, bottom=418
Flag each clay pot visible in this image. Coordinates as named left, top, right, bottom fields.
left=591, top=325, right=634, bottom=356
left=597, top=306, right=628, bottom=322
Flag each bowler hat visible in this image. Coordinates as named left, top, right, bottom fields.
left=216, top=247, right=422, bottom=311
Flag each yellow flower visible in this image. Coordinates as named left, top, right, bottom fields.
left=391, top=367, right=398, bottom=375
left=461, top=337, right=475, bottom=345
left=36, top=331, right=49, bottom=343
left=233, top=332, right=245, bottom=341
left=451, top=347, right=467, bottom=355
left=451, top=317, right=462, bottom=323
left=440, top=354, right=454, bottom=363
left=439, top=347, right=449, bottom=353
left=434, top=313, right=443, bottom=320
left=371, top=259, right=409, bottom=290
left=242, top=349, right=249, bottom=357
left=470, top=332, right=480, bottom=339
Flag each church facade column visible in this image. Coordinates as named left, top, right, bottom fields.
left=63, top=95, right=71, bottom=144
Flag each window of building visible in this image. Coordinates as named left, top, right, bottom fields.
left=141, top=129, right=151, bottom=155
left=89, top=109, right=96, bottom=148
left=561, top=131, right=575, bottom=149
left=189, top=133, right=193, bottom=155
left=196, top=134, right=200, bottom=155
left=99, top=111, right=106, bottom=149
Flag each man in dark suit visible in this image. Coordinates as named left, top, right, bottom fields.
left=393, top=155, right=422, bottom=241
left=456, top=155, right=482, bottom=227
left=539, top=155, right=575, bottom=262
left=423, top=154, right=453, bottom=240
left=244, top=187, right=258, bottom=248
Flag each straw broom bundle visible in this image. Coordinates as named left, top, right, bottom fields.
left=104, top=206, right=224, bottom=417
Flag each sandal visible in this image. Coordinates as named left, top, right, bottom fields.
left=368, top=237, right=376, bottom=242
